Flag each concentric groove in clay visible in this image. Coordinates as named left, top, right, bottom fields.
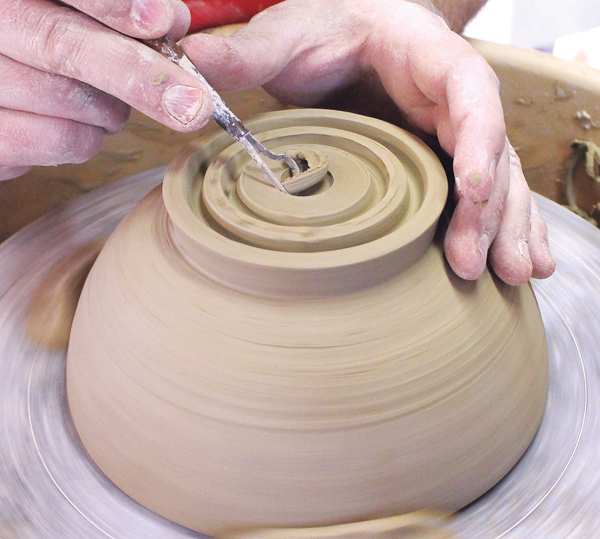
left=161, top=109, right=448, bottom=296
left=202, top=128, right=410, bottom=251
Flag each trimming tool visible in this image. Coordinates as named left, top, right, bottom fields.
left=143, top=35, right=299, bottom=193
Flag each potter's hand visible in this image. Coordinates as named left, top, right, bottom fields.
left=181, top=0, right=555, bottom=285
left=0, top=0, right=212, bottom=181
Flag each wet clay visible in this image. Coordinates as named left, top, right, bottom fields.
left=222, top=511, right=455, bottom=539
left=26, top=239, right=105, bottom=350
left=66, top=110, right=548, bottom=538
left=469, top=39, right=600, bottom=208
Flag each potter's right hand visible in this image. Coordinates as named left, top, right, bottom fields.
left=181, top=0, right=555, bottom=286
left=0, top=0, right=213, bottom=181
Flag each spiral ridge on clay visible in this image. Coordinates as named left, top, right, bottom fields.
left=161, top=109, right=449, bottom=296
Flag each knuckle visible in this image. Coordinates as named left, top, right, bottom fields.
left=467, top=51, right=500, bottom=87
left=219, top=39, right=240, bottom=65
left=217, top=41, right=249, bottom=87
left=30, top=11, right=88, bottom=77
left=214, top=37, right=266, bottom=90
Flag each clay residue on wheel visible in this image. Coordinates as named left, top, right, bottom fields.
left=26, top=239, right=105, bottom=350
left=223, top=510, right=457, bottom=539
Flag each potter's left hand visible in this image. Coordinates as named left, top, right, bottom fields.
left=181, top=0, right=555, bottom=285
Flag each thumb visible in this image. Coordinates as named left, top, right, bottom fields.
left=180, top=8, right=306, bottom=92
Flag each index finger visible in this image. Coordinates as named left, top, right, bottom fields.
left=444, top=55, right=507, bottom=204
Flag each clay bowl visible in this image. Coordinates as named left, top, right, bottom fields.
left=66, top=109, right=548, bottom=537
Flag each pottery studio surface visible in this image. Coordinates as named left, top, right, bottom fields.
left=2, top=41, right=600, bottom=539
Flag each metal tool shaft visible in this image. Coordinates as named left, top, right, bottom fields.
left=143, top=36, right=299, bottom=193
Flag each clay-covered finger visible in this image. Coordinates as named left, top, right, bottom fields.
left=364, top=3, right=507, bottom=206
left=442, top=58, right=505, bottom=205
left=442, top=70, right=505, bottom=206
left=444, top=141, right=510, bottom=280
left=529, top=196, right=556, bottom=279
left=487, top=146, right=534, bottom=286
left=0, top=54, right=129, bottom=133
left=0, top=0, right=212, bottom=132
left=365, top=5, right=507, bottom=208
left=0, top=108, right=105, bottom=168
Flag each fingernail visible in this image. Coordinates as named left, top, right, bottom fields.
left=518, top=240, right=533, bottom=267
left=163, top=85, right=204, bottom=125
left=130, top=0, right=170, bottom=32
left=478, top=232, right=491, bottom=262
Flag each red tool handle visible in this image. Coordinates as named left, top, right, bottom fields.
left=183, top=0, right=284, bottom=32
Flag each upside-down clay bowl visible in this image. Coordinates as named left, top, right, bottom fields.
left=66, top=109, right=548, bottom=537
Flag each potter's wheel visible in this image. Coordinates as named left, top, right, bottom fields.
left=0, top=167, right=597, bottom=538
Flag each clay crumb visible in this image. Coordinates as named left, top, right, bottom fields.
left=470, top=199, right=488, bottom=208
left=554, top=84, right=571, bottom=100
left=575, top=110, right=600, bottom=130
left=152, top=73, right=169, bottom=85
left=515, top=98, right=533, bottom=106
